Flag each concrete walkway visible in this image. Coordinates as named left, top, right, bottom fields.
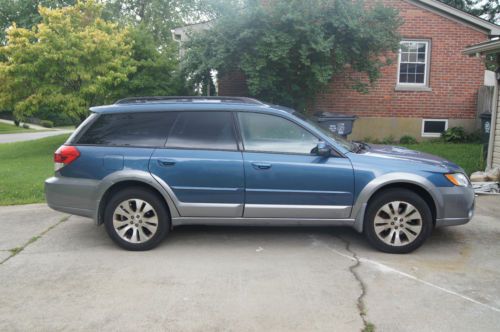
left=0, top=129, right=73, bottom=143
left=0, top=119, right=73, bottom=143
left=0, top=118, right=47, bottom=130
left=0, top=197, right=499, bottom=331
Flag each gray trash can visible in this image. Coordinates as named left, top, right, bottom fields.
left=480, top=112, right=492, bottom=162
left=314, top=112, right=357, bottom=138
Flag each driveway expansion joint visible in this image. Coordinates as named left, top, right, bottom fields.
left=0, top=214, right=70, bottom=265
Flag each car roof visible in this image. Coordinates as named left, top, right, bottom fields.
left=89, top=96, right=295, bottom=115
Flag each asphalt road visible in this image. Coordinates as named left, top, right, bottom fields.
left=0, top=196, right=499, bottom=331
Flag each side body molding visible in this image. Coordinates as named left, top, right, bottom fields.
left=350, top=172, right=443, bottom=233
left=94, top=170, right=180, bottom=224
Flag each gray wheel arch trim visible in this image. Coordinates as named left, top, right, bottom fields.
left=94, top=170, right=180, bottom=224
left=351, top=172, right=443, bottom=233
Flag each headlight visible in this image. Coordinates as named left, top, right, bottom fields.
left=444, top=173, right=470, bottom=187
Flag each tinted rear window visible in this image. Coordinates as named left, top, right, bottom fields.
left=78, top=112, right=177, bottom=147
left=166, top=112, right=237, bottom=150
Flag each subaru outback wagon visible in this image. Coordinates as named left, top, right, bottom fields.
left=45, top=96, right=475, bottom=253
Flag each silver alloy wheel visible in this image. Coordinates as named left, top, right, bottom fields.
left=112, top=198, right=159, bottom=243
left=373, top=200, right=423, bottom=246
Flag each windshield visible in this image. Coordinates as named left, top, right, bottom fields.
left=293, top=112, right=356, bottom=152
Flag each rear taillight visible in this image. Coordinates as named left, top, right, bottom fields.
left=54, top=145, right=80, bottom=171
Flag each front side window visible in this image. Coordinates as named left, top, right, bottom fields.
left=166, top=111, right=237, bottom=150
left=398, top=40, right=429, bottom=86
left=77, top=112, right=177, bottom=147
left=238, top=112, right=319, bottom=154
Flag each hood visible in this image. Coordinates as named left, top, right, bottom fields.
left=363, top=144, right=462, bottom=172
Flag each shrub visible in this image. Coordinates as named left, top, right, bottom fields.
left=441, top=126, right=467, bottom=143
left=399, top=135, right=418, bottom=144
left=14, top=120, right=20, bottom=127
left=381, top=135, right=396, bottom=145
left=466, top=130, right=482, bottom=144
left=40, top=120, right=54, bottom=128
left=22, top=124, right=30, bottom=129
left=183, top=0, right=402, bottom=109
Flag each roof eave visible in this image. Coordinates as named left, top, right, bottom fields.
left=463, top=40, right=500, bottom=55
left=409, top=0, right=500, bottom=36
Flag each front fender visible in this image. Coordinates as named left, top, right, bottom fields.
left=351, top=172, right=443, bottom=232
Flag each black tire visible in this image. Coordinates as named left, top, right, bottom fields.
left=104, top=187, right=170, bottom=251
left=364, top=188, right=432, bottom=254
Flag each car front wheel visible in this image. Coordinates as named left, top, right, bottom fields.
left=364, top=188, right=433, bottom=254
left=104, top=187, right=169, bottom=251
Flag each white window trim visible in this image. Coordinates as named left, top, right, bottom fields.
left=421, top=119, right=448, bottom=137
left=396, top=39, right=431, bottom=89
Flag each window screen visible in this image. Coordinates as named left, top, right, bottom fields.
left=398, top=40, right=429, bottom=85
left=166, top=112, right=237, bottom=150
left=78, top=112, right=177, bottom=147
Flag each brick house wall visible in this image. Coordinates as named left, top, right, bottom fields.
left=218, top=0, right=490, bottom=140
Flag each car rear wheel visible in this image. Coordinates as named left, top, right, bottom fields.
left=104, top=187, right=169, bottom=251
left=364, top=188, right=432, bottom=254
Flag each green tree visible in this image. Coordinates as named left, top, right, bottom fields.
left=103, top=0, right=209, bottom=46
left=439, top=0, right=499, bottom=23
left=183, top=0, right=402, bottom=109
left=118, top=25, right=190, bottom=97
left=0, top=0, right=77, bottom=45
left=0, top=1, right=135, bottom=122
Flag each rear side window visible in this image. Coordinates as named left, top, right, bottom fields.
left=166, top=112, right=237, bottom=151
left=78, top=112, right=177, bottom=147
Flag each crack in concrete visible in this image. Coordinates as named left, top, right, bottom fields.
left=335, top=236, right=374, bottom=332
left=0, top=215, right=70, bottom=265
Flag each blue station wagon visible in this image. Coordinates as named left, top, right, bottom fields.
left=45, top=97, right=475, bottom=253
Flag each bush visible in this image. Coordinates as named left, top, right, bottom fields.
left=441, top=126, right=467, bottom=143
left=466, top=130, right=482, bottom=144
left=14, top=120, right=20, bottom=127
left=22, top=124, right=30, bottom=129
left=381, top=135, right=396, bottom=145
left=399, top=135, right=418, bottom=144
left=40, top=120, right=54, bottom=128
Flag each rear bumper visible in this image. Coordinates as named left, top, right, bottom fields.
left=435, top=186, right=475, bottom=227
left=45, top=176, right=99, bottom=219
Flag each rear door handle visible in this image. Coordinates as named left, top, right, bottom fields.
left=158, top=159, right=176, bottom=167
left=251, top=162, right=272, bottom=170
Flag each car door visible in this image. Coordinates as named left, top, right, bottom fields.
left=149, top=111, right=244, bottom=217
left=237, top=112, right=354, bottom=219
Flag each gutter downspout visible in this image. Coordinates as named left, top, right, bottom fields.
left=486, top=66, right=498, bottom=170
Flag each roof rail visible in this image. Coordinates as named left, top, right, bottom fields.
left=114, top=96, right=265, bottom=105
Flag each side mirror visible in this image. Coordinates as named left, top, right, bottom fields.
left=316, top=141, right=330, bottom=157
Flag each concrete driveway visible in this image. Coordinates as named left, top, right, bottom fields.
left=0, top=196, right=499, bottom=331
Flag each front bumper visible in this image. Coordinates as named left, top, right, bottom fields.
left=435, top=185, right=475, bottom=227
left=45, top=176, right=100, bottom=219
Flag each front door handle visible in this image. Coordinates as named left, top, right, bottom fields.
left=158, top=159, right=176, bottom=167
left=251, top=162, right=272, bottom=170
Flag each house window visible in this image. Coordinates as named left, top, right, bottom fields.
left=397, top=40, right=430, bottom=87
left=421, top=119, right=447, bottom=137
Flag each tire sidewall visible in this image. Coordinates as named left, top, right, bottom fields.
left=104, top=187, right=169, bottom=251
left=364, top=189, right=433, bottom=254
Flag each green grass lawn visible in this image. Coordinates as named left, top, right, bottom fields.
left=0, top=134, right=69, bottom=205
left=400, top=142, right=483, bottom=175
left=0, top=122, right=36, bottom=134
